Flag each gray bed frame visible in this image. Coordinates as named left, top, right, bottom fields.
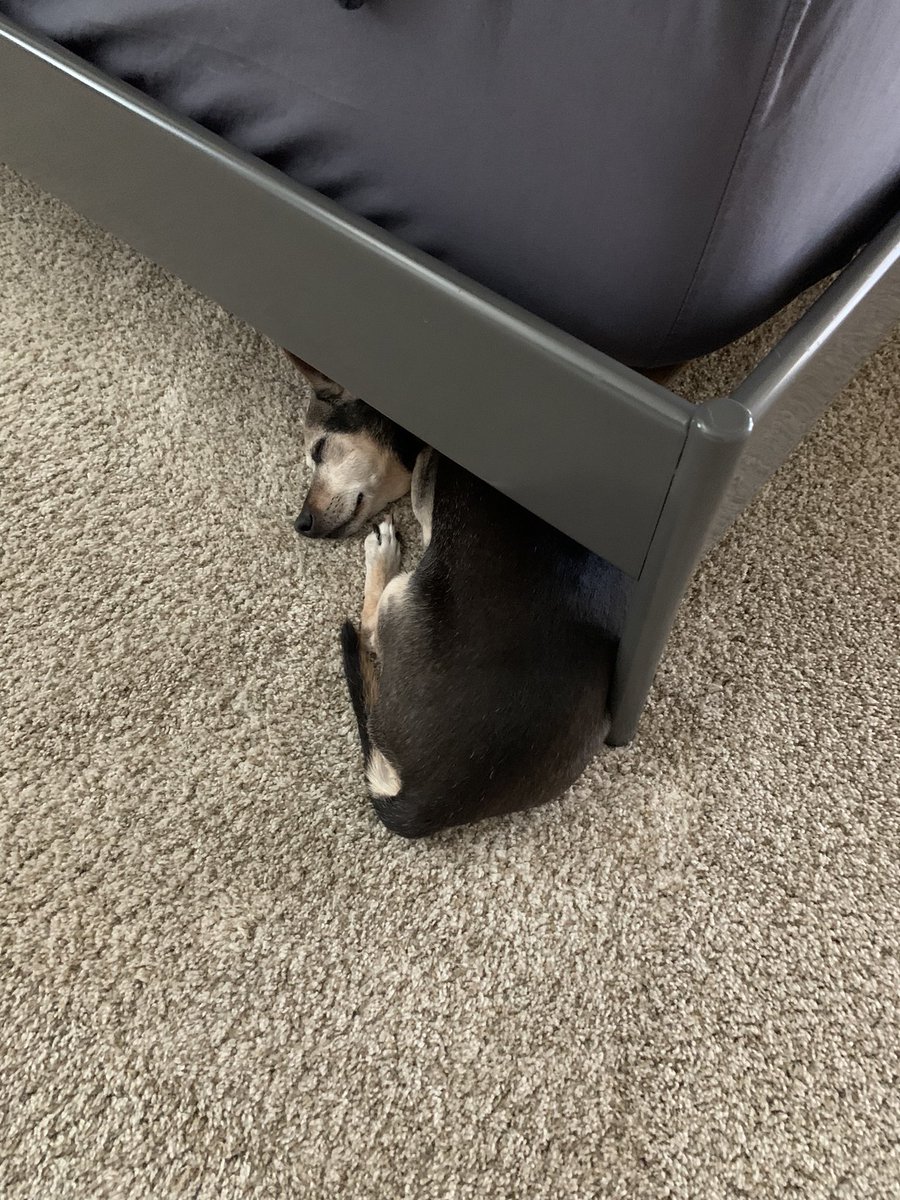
left=2, top=17, right=898, bottom=744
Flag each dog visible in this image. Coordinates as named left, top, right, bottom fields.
left=289, top=355, right=626, bottom=836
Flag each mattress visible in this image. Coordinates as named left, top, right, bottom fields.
left=3, top=0, right=900, bottom=367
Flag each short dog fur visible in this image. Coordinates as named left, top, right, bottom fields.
left=290, top=355, right=624, bottom=836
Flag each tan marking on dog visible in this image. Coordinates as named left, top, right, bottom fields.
left=303, top=431, right=412, bottom=538
left=411, top=447, right=437, bottom=548
left=362, top=519, right=403, bottom=645
left=359, top=523, right=408, bottom=712
left=369, top=573, right=410, bottom=656
left=366, top=748, right=402, bottom=798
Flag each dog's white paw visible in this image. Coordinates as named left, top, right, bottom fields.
left=365, top=516, right=401, bottom=579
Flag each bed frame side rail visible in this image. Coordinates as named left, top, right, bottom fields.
left=0, top=16, right=692, bottom=582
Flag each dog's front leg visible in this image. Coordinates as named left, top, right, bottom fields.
left=361, top=517, right=403, bottom=657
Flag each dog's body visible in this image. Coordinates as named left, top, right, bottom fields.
left=346, top=453, right=623, bottom=836
left=289, top=355, right=624, bottom=836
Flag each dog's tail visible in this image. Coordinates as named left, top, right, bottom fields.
left=340, top=619, right=373, bottom=761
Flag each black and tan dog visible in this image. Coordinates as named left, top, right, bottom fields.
left=290, top=355, right=624, bottom=837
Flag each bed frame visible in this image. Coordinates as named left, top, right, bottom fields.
left=2, top=17, right=898, bottom=743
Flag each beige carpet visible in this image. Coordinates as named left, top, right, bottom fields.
left=1, top=163, right=899, bottom=1199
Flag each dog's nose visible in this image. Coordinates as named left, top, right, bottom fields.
left=295, top=506, right=316, bottom=537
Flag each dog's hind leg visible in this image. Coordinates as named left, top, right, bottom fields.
left=411, top=448, right=438, bottom=548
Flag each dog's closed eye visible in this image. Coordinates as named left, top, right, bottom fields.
left=311, top=437, right=326, bottom=465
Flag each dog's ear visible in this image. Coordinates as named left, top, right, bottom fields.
left=283, top=350, right=351, bottom=398
left=283, top=349, right=353, bottom=423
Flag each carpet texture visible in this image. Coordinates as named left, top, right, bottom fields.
left=1, top=164, right=899, bottom=1199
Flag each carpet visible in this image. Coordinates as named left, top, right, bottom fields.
left=1, top=164, right=898, bottom=1199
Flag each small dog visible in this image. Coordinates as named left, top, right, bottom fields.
left=290, top=356, right=625, bottom=836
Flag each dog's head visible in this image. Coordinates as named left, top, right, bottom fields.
left=288, top=353, right=421, bottom=539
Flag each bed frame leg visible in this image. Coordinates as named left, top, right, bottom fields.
left=607, top=396, right=753, bottom=745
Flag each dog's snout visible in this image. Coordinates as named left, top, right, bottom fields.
left=295, top=505, right=316, bottom=537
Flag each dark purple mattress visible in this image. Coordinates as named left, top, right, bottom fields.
left=4, top=0, right=900, bottom=367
